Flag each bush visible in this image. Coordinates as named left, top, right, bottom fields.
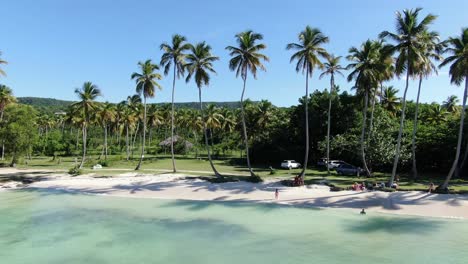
left=99, top=160, right=111, bottom=167
left=68, top=166, right=82, bottom=176
left=269, top=167, right=277, bottom=175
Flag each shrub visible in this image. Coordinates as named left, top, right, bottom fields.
left=99, top=160, right=111, bottom=167
left=68, top=166, right=82, bottom=176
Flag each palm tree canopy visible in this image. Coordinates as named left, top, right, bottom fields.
left=131, top=59, right=162, bottom=99
left=379, top=8, right=437, bottom=77
left=425, top=104, right=449, bottom=124
left=97, top=102, right=116, bottom=125
left=72, top=82, right=102, bottom=120
left=185, top=42, right=219, bottom=88
left=439, top=28, right=468, bottom=85
left=0, top=51, right=7, bottom=77
left=160, top=34, right=191, bottom=77
left=347, top=40, right=384, bottom=94
left=443, top=95, right=460, bottom=113
left=287, top=26, right=329, bottom=75
left=413, top=30, right=443, bottom=78
left=381, top=86, right=401, bottom=115
left=0, top=84, right=16, bottom=111
left=319, top=54, right=345, bottom=80
left=226, top=30, right=269, bottom=79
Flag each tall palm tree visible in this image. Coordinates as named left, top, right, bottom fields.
left=410, top=30, right=442, bottom=178
left=72, top=82, right=101, bottom=169
left=424, top=104, right=449, bottom=124
left=443, top=95, right=460, bottom=113
left=319, top=55, right=344, bottom=175
left=439, top=28, right=468, bottom=190
left=347, top=40, right=382, bottom=177
left=379, top=8, right=437, bottom=185
left=0, top=51, right=7, bottom=77
left=226, top=30, right=269, bottom=177
left=185, top=42, right=221, bottom=177
left=0, top=84, right=16, bottom=160
left=287, top=26, right=329, bottom=179
left=160, top=34, right=191, bottom=173
left=381, top=86, right=401, bottom=115
left=97, top=102, right=116, bottom=160
left=131, top=60, right=162, bottom=170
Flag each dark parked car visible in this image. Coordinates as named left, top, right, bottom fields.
left=335, top=164, right=364, bottom=176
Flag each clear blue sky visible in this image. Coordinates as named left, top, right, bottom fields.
left=1, top=0, right=467, bottom=106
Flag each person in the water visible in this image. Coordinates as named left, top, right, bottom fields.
left=360, top=208, right=366, bottom=215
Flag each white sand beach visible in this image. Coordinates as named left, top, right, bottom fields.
left=2, top=168, right=468, bottom=219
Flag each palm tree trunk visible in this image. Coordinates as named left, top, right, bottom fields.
left=135, top=97, right=147, bottom=170
left=78, top=124, right=87, bottom=169
left=456, top=140, right=468, bottom=178
left=299, top=69, right=310, bottom=179
left=126, top=124, right=130, bottom=161
left=326, top=74, right=334, bottom=176
left=170, top=65, right=177, bottom=172
left=199, top=87, right=221, bottom=177
left=104, top=123, right=108, bottom=160
left=369, top=91, right=376, bottom=138
left=440, top=76, right=468, bottom=189
left=131, top=122, right=139, bottom=158
left=360, top=89, right=371, bottom=177
left=390, top=66, right=411, bottom=186
left=411, top=76, right=423, bottom=179
left=240, top=74, right=255, bottom=177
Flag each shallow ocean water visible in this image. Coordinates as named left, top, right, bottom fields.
left=0, top=189, right=467, bottom=264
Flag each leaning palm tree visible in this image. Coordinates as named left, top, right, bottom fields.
left=226, top=30, right=269, bottom=177
left=438, top=28, right=468, bottom=190
left=160, top=34, right=191, bottom=173
left=287, top=26, right=329, bottom=179
left=410, top=30, right=442, bottom=178
left=0, top=51, right=7, bottom=77
left=443, top=95, right=460, bottom=113
left=319, top=55, right=344, bottom=175
left=72, top=82, right=101, bottom=169
left=379, top=8, right=437, bottom=186
left=131, top=60, right=162, bottom=170
left=185, top=42, right=222, bottom=177
left=347, top=40, right=381, bottom=177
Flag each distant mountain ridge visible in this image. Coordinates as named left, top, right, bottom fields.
left=17, top=97, right=246, bottom=114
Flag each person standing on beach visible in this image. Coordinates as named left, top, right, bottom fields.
left=275, top=188, right=279, bottom=200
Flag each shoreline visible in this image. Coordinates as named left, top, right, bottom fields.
left=2, top=168, right=468, bottom=219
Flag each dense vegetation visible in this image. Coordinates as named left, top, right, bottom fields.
left=0, top=8, right=467, bottom=190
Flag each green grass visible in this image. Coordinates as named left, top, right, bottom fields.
left=8, top=154, right=468, bottom=193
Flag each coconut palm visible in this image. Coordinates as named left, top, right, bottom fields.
left=347, top=40, right=382, bottom=177
left=0, top=85, right=16, bottom=160
left=438, top=28, right=468, bottom=190
left=0, top=51, right=7, bottom=77
left=379, top=8, right=437, bottom=185
left=287, top=26, right=329, bottom=179
left=443, top=95, right=460, bottom=113
left=72, top=82, right=101, bottom=169
left=226, top=30, right=269, bottom=177
left=424, top=104, right=449, bottom=124
left=131, top=60, right=162, bottom=170
left=160, top=34, right=191, bottom=173
left=185, top=42, right=221, bottom=177
left=319, top=55, right=344, bottom=175
left=381, top=86, right=401, bottom=115
left=410, top=30, right=442, bottom=178
left=97, top=102, right=116, bottom=160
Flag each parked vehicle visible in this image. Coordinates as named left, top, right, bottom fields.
left=280, top=160, right=301, bottom=169
left=327, top=160, right=348, bottom=169
left=335, top=164, right=364, bottom=175
left=317, top=158, right=328, bottom=167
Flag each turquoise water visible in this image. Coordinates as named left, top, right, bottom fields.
left=0, top=190, right=467, bottom=264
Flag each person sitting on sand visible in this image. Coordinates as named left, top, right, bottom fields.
left=391, top=182, right=399, bottom=189
left=360, top=182, right=366, bottom=191
left=428, top=182, right=435, bottom=193
left=360, top=208, right=366, bottom=215
left=352, top=182, right=358, bottom=191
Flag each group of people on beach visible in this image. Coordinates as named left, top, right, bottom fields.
left=351, top=180, right=399, bottom=191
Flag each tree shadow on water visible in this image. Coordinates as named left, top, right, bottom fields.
left=345, top=216, right=443, bottom=234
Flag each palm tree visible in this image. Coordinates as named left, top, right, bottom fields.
left=379, top=8, right=437, bottom=185
left=381, top=86, right=401, bottom=115
left=287, top=26, right=329, bottom=179
left=131, top=60, right=162, bottom=170
left=319, top=55, right=344, bottom=175
left=0, top=84, right=16, bottom=160
left=438, top=28, right=468, bottom=190
left=72, top=82, right=101, bottom=169
left=0, top=51, right=7, bottom=77
left=443, top=95, right=460, bottom=113
left=185, top=42, right=221, bottom=177
left=160, top=34, right=191, bottom=173
left=347, top=40, right=381, bottom=177
left=410, top=30, right=442, bottom=178
left=97, top=102, right=116, bottom=160
left=424, top=104, right=449, bottom=124
left=226, top=30, right=269, bottom=177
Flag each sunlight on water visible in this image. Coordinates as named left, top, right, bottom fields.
left=0, top=190, right=467, bottom=264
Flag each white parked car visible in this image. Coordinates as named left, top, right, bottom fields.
left=327, top=160, right=348, bottom=169
left=280, top=160, right=301, bottom=169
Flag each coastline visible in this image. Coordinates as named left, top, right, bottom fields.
left=2, top=168, right=468, bottom=219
